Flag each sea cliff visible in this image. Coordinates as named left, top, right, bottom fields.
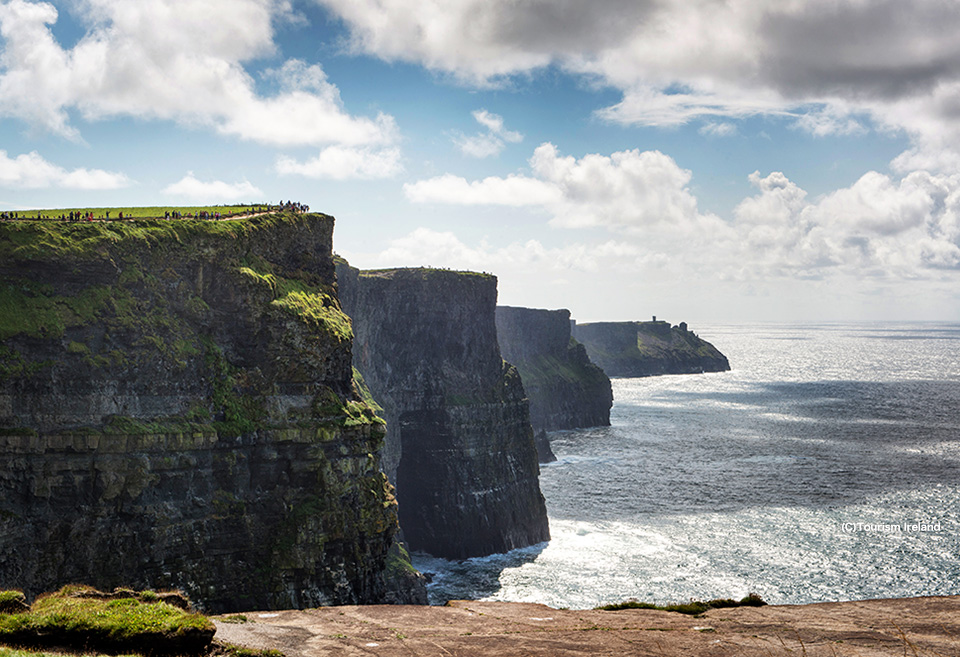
left=573, top=320, right=730, bottom=377
left=0, top=214, right=401, bottom=612
left=495, top=305, right=612, bottom=437
left=337, top=264, right=550, bottom=559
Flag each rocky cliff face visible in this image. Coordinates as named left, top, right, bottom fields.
left=495, top=306, right=612, bottom=434
left=572, top=320, right=730, bottom=377
left=0, top=214, right=400, bottom=612
left=337, top=265, right=549, bottom=559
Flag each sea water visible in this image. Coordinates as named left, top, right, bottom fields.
left=412, top=322, right=960, bottom=607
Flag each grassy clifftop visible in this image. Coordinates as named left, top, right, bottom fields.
left=1, top=211, right=306, bottom=262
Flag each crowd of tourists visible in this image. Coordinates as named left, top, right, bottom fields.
left=278, top=200, right=309, bottom=213
left=0, top=202, right=309, bottom=222
left=0, top=210, right=96, bottom=221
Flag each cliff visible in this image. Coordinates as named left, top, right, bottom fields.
left=495, top=306, right=612, bottom=434
left=337, top=264, right=549, bottom=559
left=0, top=214, right=401, bottom=612
left=572, top=320, right=730, bottom=377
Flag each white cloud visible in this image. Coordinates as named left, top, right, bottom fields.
left=404, top=143, right=960, bottom=283
left=408, top=143, right=728, bottom=241
left=276, top=145, right=402, bottom=179
left=0, top=1, right=397, bottom=148
left=357, top=160, right=960, bottom=320
left=595, top=84, right=793, bottom=128
left=454, top=133, right=507, bottom=159
left=318, top=0, right=960, bottom=171
left=473, top=109, right=522, bottom=143
left=373, top=227, right=651, bottom=275
left=217, top=60, right=399, bottom=146
left=529, top=143, right=726, bottom=237
left=377, top=228, right=493, bottom=270
left=404, top=172, right=560, bottom=206
left=453, top=109, right=523, bottom=158
left=734, top=169, right=960, bottom=276
left=791, top=105, right=867, bottom=137
left=699, top=122, right=738, bottom=138
left=0, top=150, right=130, bottom=189
left=162, top=173, right=262, bottom=201
left=315, top=0, right=587, bottom=84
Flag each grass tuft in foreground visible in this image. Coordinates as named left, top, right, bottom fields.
left=0, top=642, right=284, bottom=657
left=598, top=593, right=767, bottom=615
left=0, top=593, right=27, bottom=616
left=208, top=644, right=285, bottom=657
left=0, top=585, right=214, bottom=655
left=0, top=648, right=139, bottom=657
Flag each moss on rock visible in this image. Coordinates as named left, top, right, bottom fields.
left=0, top=585, right=213, bottom=655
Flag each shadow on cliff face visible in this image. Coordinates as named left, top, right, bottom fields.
left=409, top=542, right=548, bottom=605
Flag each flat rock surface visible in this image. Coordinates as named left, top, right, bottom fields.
left=213, top=596, right=960, bottom=656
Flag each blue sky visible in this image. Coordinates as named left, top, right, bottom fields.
left=2, top=0, right=960, bottom=323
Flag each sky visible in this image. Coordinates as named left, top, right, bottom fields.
left=2, top=0, right=960, bottom=323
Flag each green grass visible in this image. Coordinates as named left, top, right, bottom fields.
left=384, top=541, right=419, bottom=580
left=358, top=267, right=494, bottom=280
left=0, top=644, right=285, bottom=657
left=351, top=367, right=383, bottom=413
left=270, top=291, right=353, bottom=342
left=512, top=343, right=609, bottom=391
left=101, top=415, right=204, bottom=436
left=211, top=645, right=284, bottom=657
left=0, top=648, right=139, bottom=657
left=0, top=210, right=322, bottom=263
left=9, top=205, right=269, bottom=219
left=237, top=259, right=353, bottom=344
left=598, top=593, right=767, bottom=615
left=0, top=281, right=119, bottom=342
left=217, top=615, right=248, bottom=625
left=0, top=642, right=286, bottom=657
left=0, top=593, right=26, bottom=615
left=0, top=586, right=214, bottom=655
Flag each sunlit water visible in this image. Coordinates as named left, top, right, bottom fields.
left=412, top=322, right=960, bottom=608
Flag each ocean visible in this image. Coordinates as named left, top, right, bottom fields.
left=412, top=322, right=960, bottom=608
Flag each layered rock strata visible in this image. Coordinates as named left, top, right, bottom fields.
left=0, top=214, right=401, bottom=612
left=337, top=265, right=549, bottom=559
left=572, top=320, right=730, bottom=377
left=495, top=306, right=612, bottom=438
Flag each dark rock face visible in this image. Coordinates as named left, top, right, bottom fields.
left=533, top=430, right=557, bottom=464
left=572, top=320, right=730, bottom=377
left=0, top=214, right=401, bottom=612
left=495, top=306, right=612, bottom=437
left=337, top=265, right=549, bottom=559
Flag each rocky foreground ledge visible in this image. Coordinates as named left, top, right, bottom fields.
left=214, top=596, right=960, bottom=656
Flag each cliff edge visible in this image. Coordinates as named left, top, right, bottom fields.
left=495, top=306, right=612, bottom=452
left=573, top=320, right=730, bottom=377
left=0, top=214, right=399, bottom=612
left=337, top=264, right=550, bottom=559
